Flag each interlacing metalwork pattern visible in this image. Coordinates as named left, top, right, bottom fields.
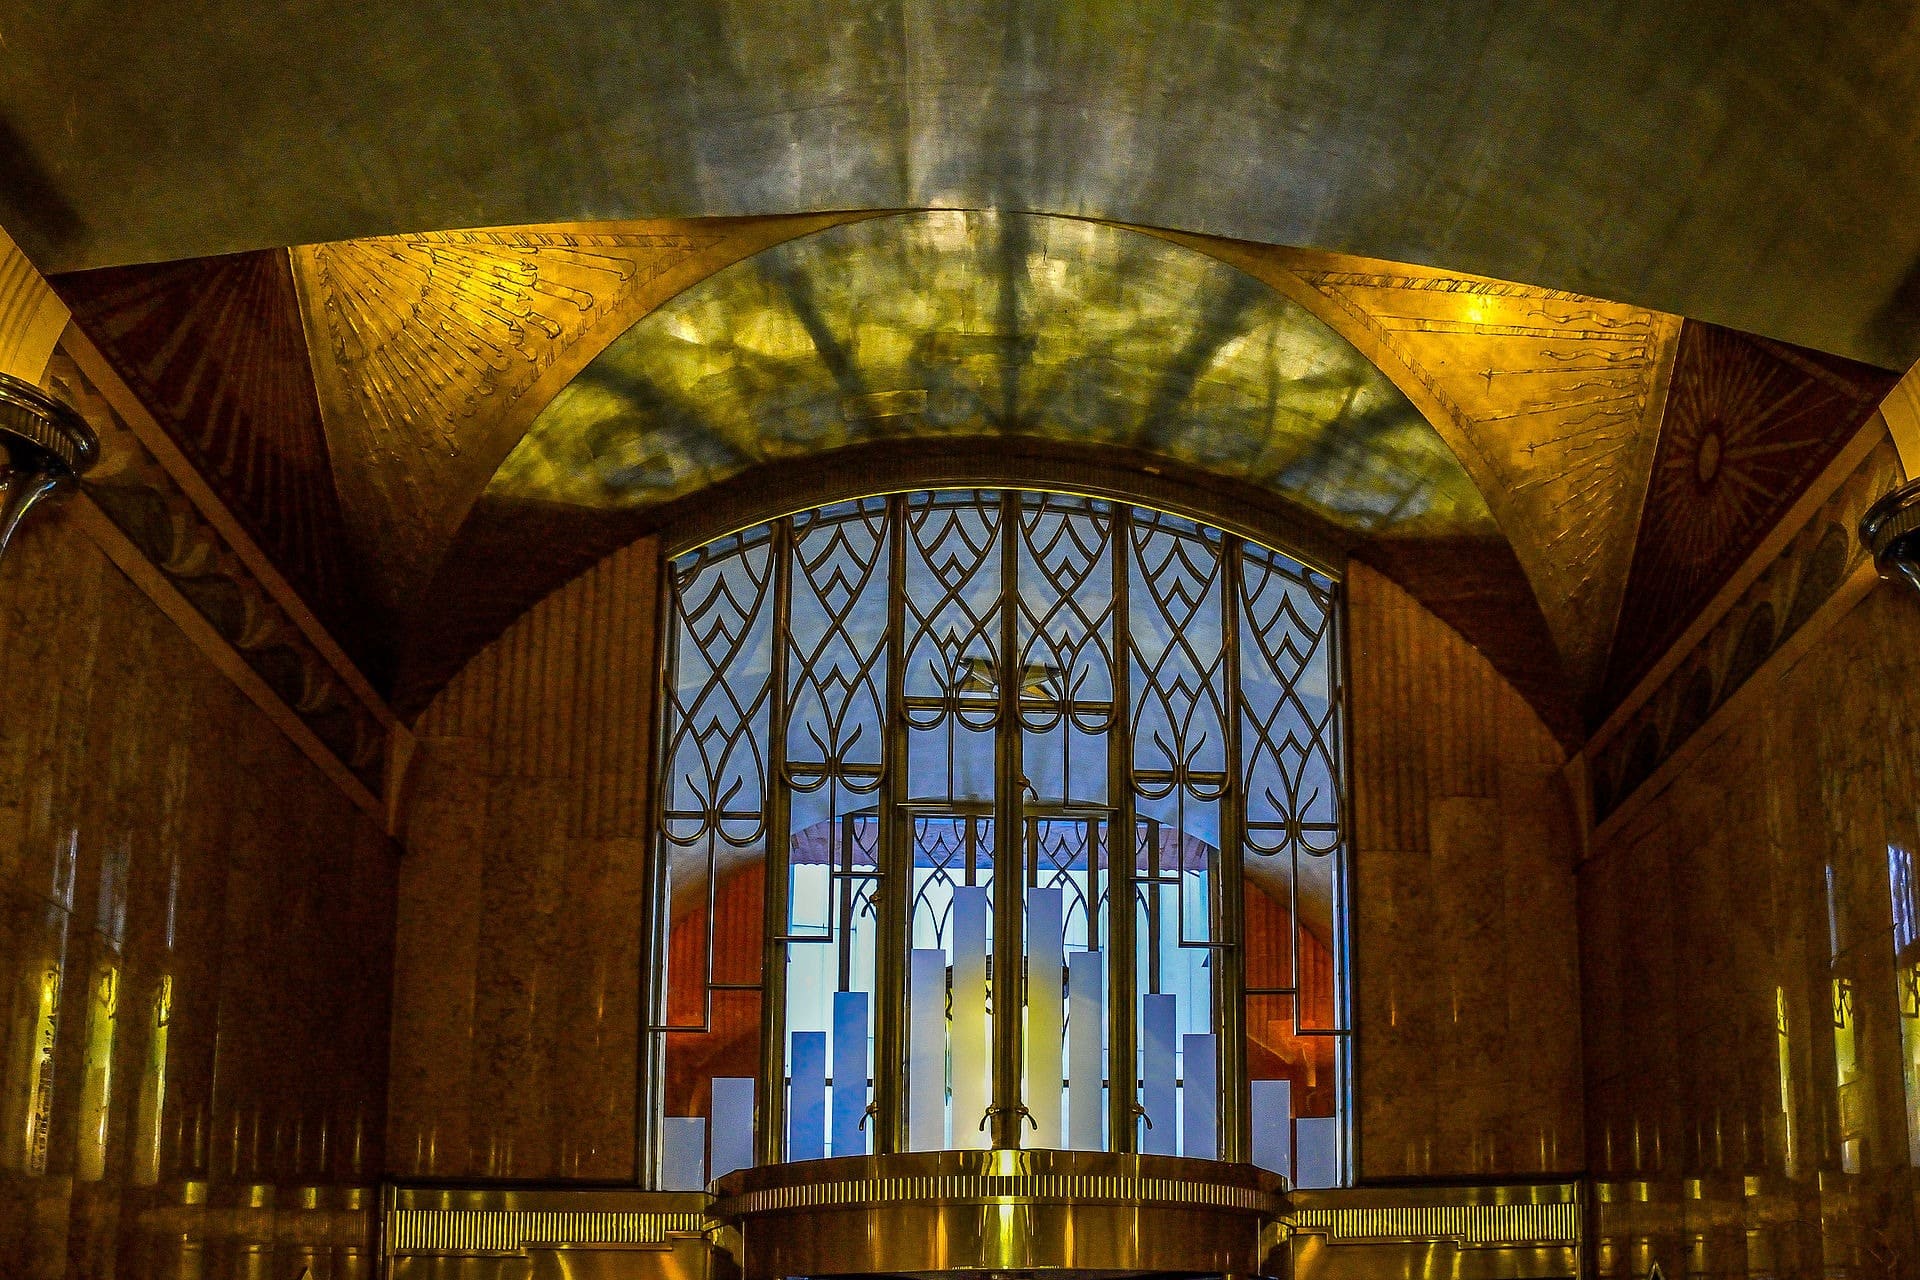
left=651, top=488, right=1347, bottom=1176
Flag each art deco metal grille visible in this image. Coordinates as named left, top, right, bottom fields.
left=647, top=489, right=1348, bottom=1187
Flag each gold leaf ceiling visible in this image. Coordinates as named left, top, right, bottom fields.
left=286, top=211, right=1683, bottom=695
left=1182, top=242, right=1680, bottom=695
left=292, top=213, right=865, bottom=612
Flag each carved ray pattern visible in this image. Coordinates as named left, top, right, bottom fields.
left=51, top=250, right=371, bottom=665
left=309, top=230, right=724, bottom=457
left=297, top=226, right=730, bottom=611
left=1285, top=258, right=1680, bottom=696
left=1599, top=322, right=1899, bottom=708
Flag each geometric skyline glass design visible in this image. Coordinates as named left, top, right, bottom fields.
left=650, top=489, right=1348, bottom=1187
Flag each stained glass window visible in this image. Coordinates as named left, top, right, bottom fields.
left=648, top=490, right=1348, bottom=1186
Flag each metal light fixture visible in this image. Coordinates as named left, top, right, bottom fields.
left=1860, top=478, right=1920, bottom=595
left=0, top=371, right=96, bottom=563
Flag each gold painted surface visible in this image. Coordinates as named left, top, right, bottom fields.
left=292, top=213, right=868, bottom=613
left=485, top=211, right=1496, bottom=542
left=1160, top=233, right=1679, bottom=695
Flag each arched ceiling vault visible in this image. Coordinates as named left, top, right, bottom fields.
left=8, top=2, right=1920, bottom=367
left=396, top=210, right=1670, bottom=728
left=295, top=210, right=1669, bottom=715
left=53, top=210, right=1898, bottom=742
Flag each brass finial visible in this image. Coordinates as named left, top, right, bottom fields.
left=0, top=371, right=97, bottom=563
left=1860, top=479, right=1920, bottom=595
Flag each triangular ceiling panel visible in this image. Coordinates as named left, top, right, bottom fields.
left=52, top=250, right=379, bottom=673
left=1600, top=320, right=1899, bottom=710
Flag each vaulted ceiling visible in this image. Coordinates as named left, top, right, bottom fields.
left=18, top=4, right=1912, bottom=742
left=7, top=3, right=1920, bottom=367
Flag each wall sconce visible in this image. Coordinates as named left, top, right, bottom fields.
left=0, top=371, right=97, bottom=564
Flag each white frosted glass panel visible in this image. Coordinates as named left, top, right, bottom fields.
left=1295, top=1116, right=1339, bottom=1189
left=909, top=949, right=948, bottom=1150
left=1141, top=993, right=1177, bottom=1155
left=710, top=1077, right=755, bottom=1180
left=1067, top=950, right=1104, bottom=1150
left=1250, top=1079, right=1292, bottom=1178
left=1181, top=1033, right=1218, bottom=1159
left=660, top=1117, right=707, bottom=1190
left=789, top=1031, right=827, bottom=1161
left=831, top=991, right=870, bottom=1156
left=951, top=887, right=991, bottom=1148
left=1026, top=887, right=1065, bottom=1147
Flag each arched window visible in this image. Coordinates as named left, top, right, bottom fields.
left=647, top=489, right=1348, bottom=1188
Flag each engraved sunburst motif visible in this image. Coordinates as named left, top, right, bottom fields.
left=1602, top=321, right=1896, bottom=701
left=310, top=229, right=722, bottom=459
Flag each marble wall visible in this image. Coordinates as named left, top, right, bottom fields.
left=0, top=510, right=398, bottom=1278
left=388, top=536, right=658, bottom=1181
left=1583, top=580, right=1920, bottom=1280
left=386, top=544, right=1586, bottom=1187
left=1346, top=563, right=1585, bottom=1179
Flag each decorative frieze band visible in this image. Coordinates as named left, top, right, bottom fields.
left=1586, top=436, right=1903, bottom=824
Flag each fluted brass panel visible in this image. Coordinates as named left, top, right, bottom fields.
left=1290, top=1184, right=1581, bottom=1280
left=385, top=1188, right=714, bottom=1280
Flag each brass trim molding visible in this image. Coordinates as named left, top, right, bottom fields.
left=388, top=1206, right=707, bottom=1253
left=1291, top=1183, right=1582, bottom=1280
left=1292, top=1199, right=1582, bottom=1246
left=710, top=1161, right=1283, bottom=1218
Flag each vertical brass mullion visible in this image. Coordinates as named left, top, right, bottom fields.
left=992, top=490, right=1025, bottom=1148
left=754, top=520, right=795, bottom=1166
left=1108, top=505, right=1139, bottom=1153
left=1217, top=535, right=1250, bottom=1163
left=874, top=495, right=910, bottom=1152
left=638, top=543, right=679, bottom=1186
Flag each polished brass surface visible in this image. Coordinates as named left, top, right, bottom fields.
left=1290, top=1183, right=1581, bottom=1280
left=709, top=1149, right=1287, bottom=1279
left=382, top=1176, right=1597, bottom=1280
left=0, top=369, right=97, bottom=562
left=1860, top=477, right=1920, bottom=594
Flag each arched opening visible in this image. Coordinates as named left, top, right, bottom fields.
left=648, top=487, right=1348, bottom=1191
